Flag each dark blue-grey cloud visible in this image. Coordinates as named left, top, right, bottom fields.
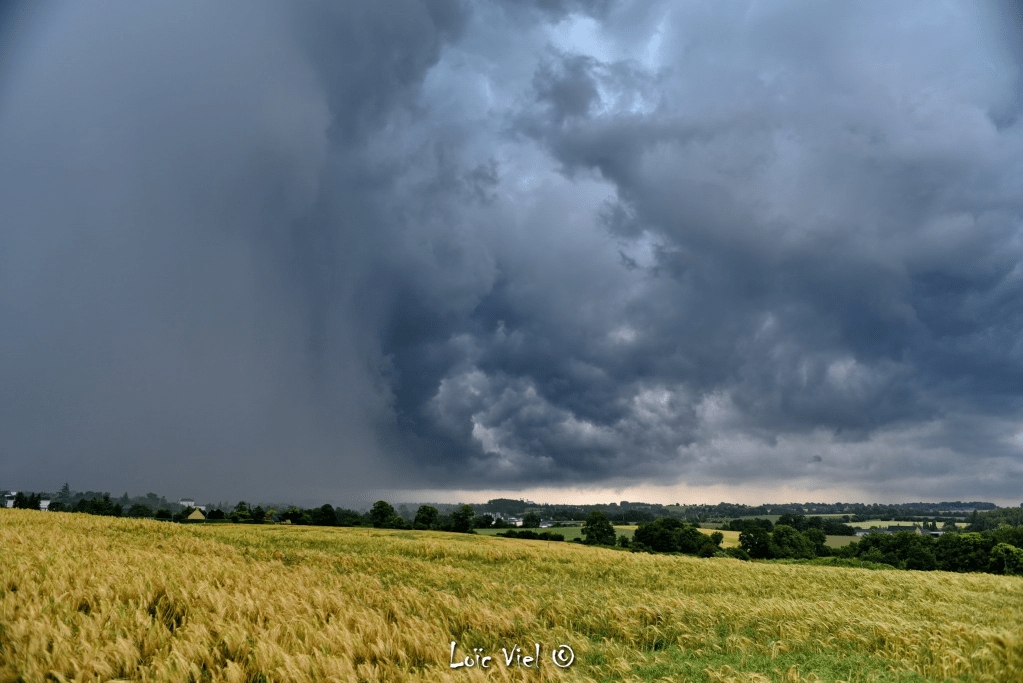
left=1, top=1, right=1022, bottom=504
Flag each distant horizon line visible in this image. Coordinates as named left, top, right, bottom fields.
left=3, top=487, right=1017, bottom=511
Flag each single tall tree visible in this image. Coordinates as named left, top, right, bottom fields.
left=370, top=500, right=396, bottom=528
left=739, top=526, right=772, bottom=559
left=582, top=511, right=616, bottom=546
left=56, top=483, right=72, bottom=505
left=128, top=503, right=152, bottom=518
left=451, top=504, right=476, bottom=533
left=413, top=505, right=439, bottom=529
left=311, top=504, right=337, bottom=526
left=521, top=511, right=541, bottom=528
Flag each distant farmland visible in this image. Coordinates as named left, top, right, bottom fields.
left=2, top=509, right=1021, bottom=682
left=475, top=524, right=638, bottom=543
left=477, top=525, right=857, bottom=549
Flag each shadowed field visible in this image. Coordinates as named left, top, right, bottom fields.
left=1, top=509, right=1021, bottom=682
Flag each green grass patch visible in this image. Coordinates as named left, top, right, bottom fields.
left=620, top=645, right=935, bottom=683
left=825, top=534, right=859, bottom=548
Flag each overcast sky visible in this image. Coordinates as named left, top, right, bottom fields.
left=2, top=1, right=1022, bottom=507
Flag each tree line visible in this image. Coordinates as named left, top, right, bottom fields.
left=730, top=521, right=1023, bottom=575
left=8, top=486, right=1015, bottom=527
left=567, top=511, right=1023, bottom=577
left=723, top=514, right=857, bottom=536
left=630, top=514, right=1023, bottom=576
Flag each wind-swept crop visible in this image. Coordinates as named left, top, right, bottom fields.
left=1, top=509, right=1020, bottom=682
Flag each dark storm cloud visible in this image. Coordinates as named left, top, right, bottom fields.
left=2, top=1, right=1022, bottom=503
left=429, top=0, right=1023, bottom=497
left=0, top=0, right=476, bottom=502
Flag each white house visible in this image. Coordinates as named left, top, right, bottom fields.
left=2, top=493, right=50, bottom=509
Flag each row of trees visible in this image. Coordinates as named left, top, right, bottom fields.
left=6, top=486, right=195, bottom=517
left=724, top=514, right=857, bottom=536
left=9, top=494, right=509, bottom=535
left=211, top=500, right=528, bottom=532
left=627, top=517, right=734, bottom=557
left=567, top=512, right=743, bottom=558
left=828, top=528, right=1023, bottom=574
left=733, top=522, right=1023, bottom=575
left=256, top=501, right=487, bottom=533
left=964, top=507, right=1023, bottom=531
left=737, top=524, right=829, bottom=560
left=11, top=487, right=1016, bottom=527
left=614, top=514, right=1023, bottom=576
left=7, top=492, right=45, bottom=510
left=52, top=495, right=200, bottom=521
left=509, top=501, right=1004, bottom=526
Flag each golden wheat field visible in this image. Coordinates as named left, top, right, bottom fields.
left=1, top=509, right=1021, bottom=683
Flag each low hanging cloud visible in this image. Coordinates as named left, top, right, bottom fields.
left=1, top=1, right=1022, bottom=504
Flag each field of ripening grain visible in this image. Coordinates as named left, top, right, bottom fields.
left=1, top=509, right=1021, bottom=683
